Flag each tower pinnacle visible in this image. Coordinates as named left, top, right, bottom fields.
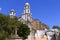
left=25, top=2, right=30, bottom=5
left=10, top=9, right=15, bottom=18
left=24, top=2, right=30, bottom=14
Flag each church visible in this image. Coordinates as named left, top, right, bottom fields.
left=9, top=2, right=49, bottom=40
left=9, top=2, right=60, bottom=40
left=18, top=2, right=49, bottom=40
left=18, top=2, right=49, bottom=30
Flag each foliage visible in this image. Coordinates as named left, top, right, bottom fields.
left=52, top=26, right=60, bottom=29
left=17, top=23, right=30, bottom=40
left=0, top=13, right=30, bottom=40
left=6, top=16, right=21, bottom=35
left=0, top=30, right=8, bottom=40
left=0, top=14, right=21, bottom=40
left=0, top=14, right=8, bottom=40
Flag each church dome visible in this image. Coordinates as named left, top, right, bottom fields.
left=25, top=2, right=30, bottom=5
left=11, top=9, right=15, bottom=12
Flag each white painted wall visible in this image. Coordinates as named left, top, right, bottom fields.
left=35, top=30, right=45, bottom=37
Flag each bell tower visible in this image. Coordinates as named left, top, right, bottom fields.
left=21, top=2, right=32, bottom=22
left=18, top=2, right=35, bottom=40
left=24, top=2, right=30, bottom=14
left=10, top=9, right=15, bottom=18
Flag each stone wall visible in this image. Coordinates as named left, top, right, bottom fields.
left=7, top=38, right=22, bottom=40
left=35, top=30, right=47, bottom=40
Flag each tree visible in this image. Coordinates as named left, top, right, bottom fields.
left=0, top=13, right=30, bottom=40
left=0, top=14, right=8, bottom=40
left=0, top=14, right=21, bottom=40
left=52, top=26, right=60, bottom=29
left=6, top=16, right=21, bottom=35
left=17, top=23, right=30, bottom=40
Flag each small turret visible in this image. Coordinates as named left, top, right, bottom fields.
left=24, top=2, right=30, bottom=14
left=10, top=9, right=15, bottom=18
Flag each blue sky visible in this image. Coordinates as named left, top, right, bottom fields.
left=0, top=0, right=60, bottom=28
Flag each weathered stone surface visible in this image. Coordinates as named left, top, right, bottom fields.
left=7, top=34, right=23, bottom=40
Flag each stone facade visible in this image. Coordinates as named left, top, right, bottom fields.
left=9, top=2, right=60, bottom=40
left=35, top=35, right=47, bottom=40
left=18, top=2, right=49, bottom=40
left=35, top=29, right=60, bottom=40
left=35, top=30, right=48, bottom=40
left=7, top=35, right=23, bottom=40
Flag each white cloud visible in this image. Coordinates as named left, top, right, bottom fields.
left=0, top=8, right=2, bottom=11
